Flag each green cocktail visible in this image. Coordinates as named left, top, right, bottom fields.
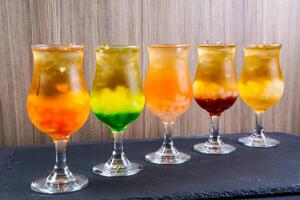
left=91, top=45, right=144, bottom=177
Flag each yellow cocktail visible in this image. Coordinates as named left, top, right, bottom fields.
left=239, top=44, right=284, bottom=147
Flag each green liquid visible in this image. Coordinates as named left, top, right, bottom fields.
left=95, top=112, right=141, bottom=132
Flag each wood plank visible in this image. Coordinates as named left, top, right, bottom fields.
left=0, top=0, right=299, bottom=146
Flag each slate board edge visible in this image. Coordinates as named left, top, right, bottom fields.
left=121, top=185, right=300, bottom=200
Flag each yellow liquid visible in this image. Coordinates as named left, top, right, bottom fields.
left=239, top=45, right=284, bottom=112
left=91, top=86, right=144, bottom=115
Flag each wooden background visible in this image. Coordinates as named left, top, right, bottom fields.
left=0, top=0, right=299, bottom=147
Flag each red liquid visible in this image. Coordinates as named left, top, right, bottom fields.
left=195, top=96, right=237, bottom=116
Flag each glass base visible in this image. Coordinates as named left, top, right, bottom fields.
left=145, top=141, right=191, bottom=165
left=93, top=162, right=142, bottom=177
left=31, top=174, right=88, bottom=194
left=239, top=134, right=280, bottom=148
left=145, top=151, right=191, bottom=164
left=193, top=140, right=236, bottom=154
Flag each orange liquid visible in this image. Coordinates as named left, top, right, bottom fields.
left=27, top=92, right=90, bottom=140
left=144, top=45, right=192, bottom=122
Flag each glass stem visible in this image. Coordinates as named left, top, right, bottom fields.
left=162, top=121, right=175, bottom=148
left=209, top=115, right=220, bottom=143
left=105, top=131, right=130, bottom=168
left=254, top=111, right=265, bottom=137
left=157, top=121, right=179, bottom=156
left=55, top=140, right=67, bottom=169
left=47, top=140, right=74, bottom=184
left=112, top=131, right=124, bottom=159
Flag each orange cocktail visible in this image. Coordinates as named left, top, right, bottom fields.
left=144, top=45, right=192, bottom=122
left=144, top=44, right=192, bottom=165
left=27, top=44, right=90, bottom=194
left=27, top=45, right=90, bottom=140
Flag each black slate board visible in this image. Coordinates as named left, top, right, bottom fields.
left=1, top=133, right=300, bottom=200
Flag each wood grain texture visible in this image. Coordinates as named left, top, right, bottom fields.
left=0, top=0, right=299, bottom=147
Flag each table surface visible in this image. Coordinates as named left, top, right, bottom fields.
left=1, top=133, right=300, bottom=200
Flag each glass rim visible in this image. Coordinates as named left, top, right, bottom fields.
left=96, top=45, right=140, bottom=53
left=244, top=43, right=282, bottom=49
left=31, top=43, right=84, bottom=48
left=31, top=44, right=84, bottom=49
left=96, top=45, right=139, bottom=49
left=197, top=43, right=236, bottom=48
left=148, top=44, right=189, bottom=48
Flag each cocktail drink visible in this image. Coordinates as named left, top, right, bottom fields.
left=239, top=44, right=284, bottom=147
left=193, top=44, right=238, bottom=154
left=91, top=45, right=144, bottom=177
left=144, top=44, right=192, bottom=164
left=27, top=44, right=90, bottom=193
